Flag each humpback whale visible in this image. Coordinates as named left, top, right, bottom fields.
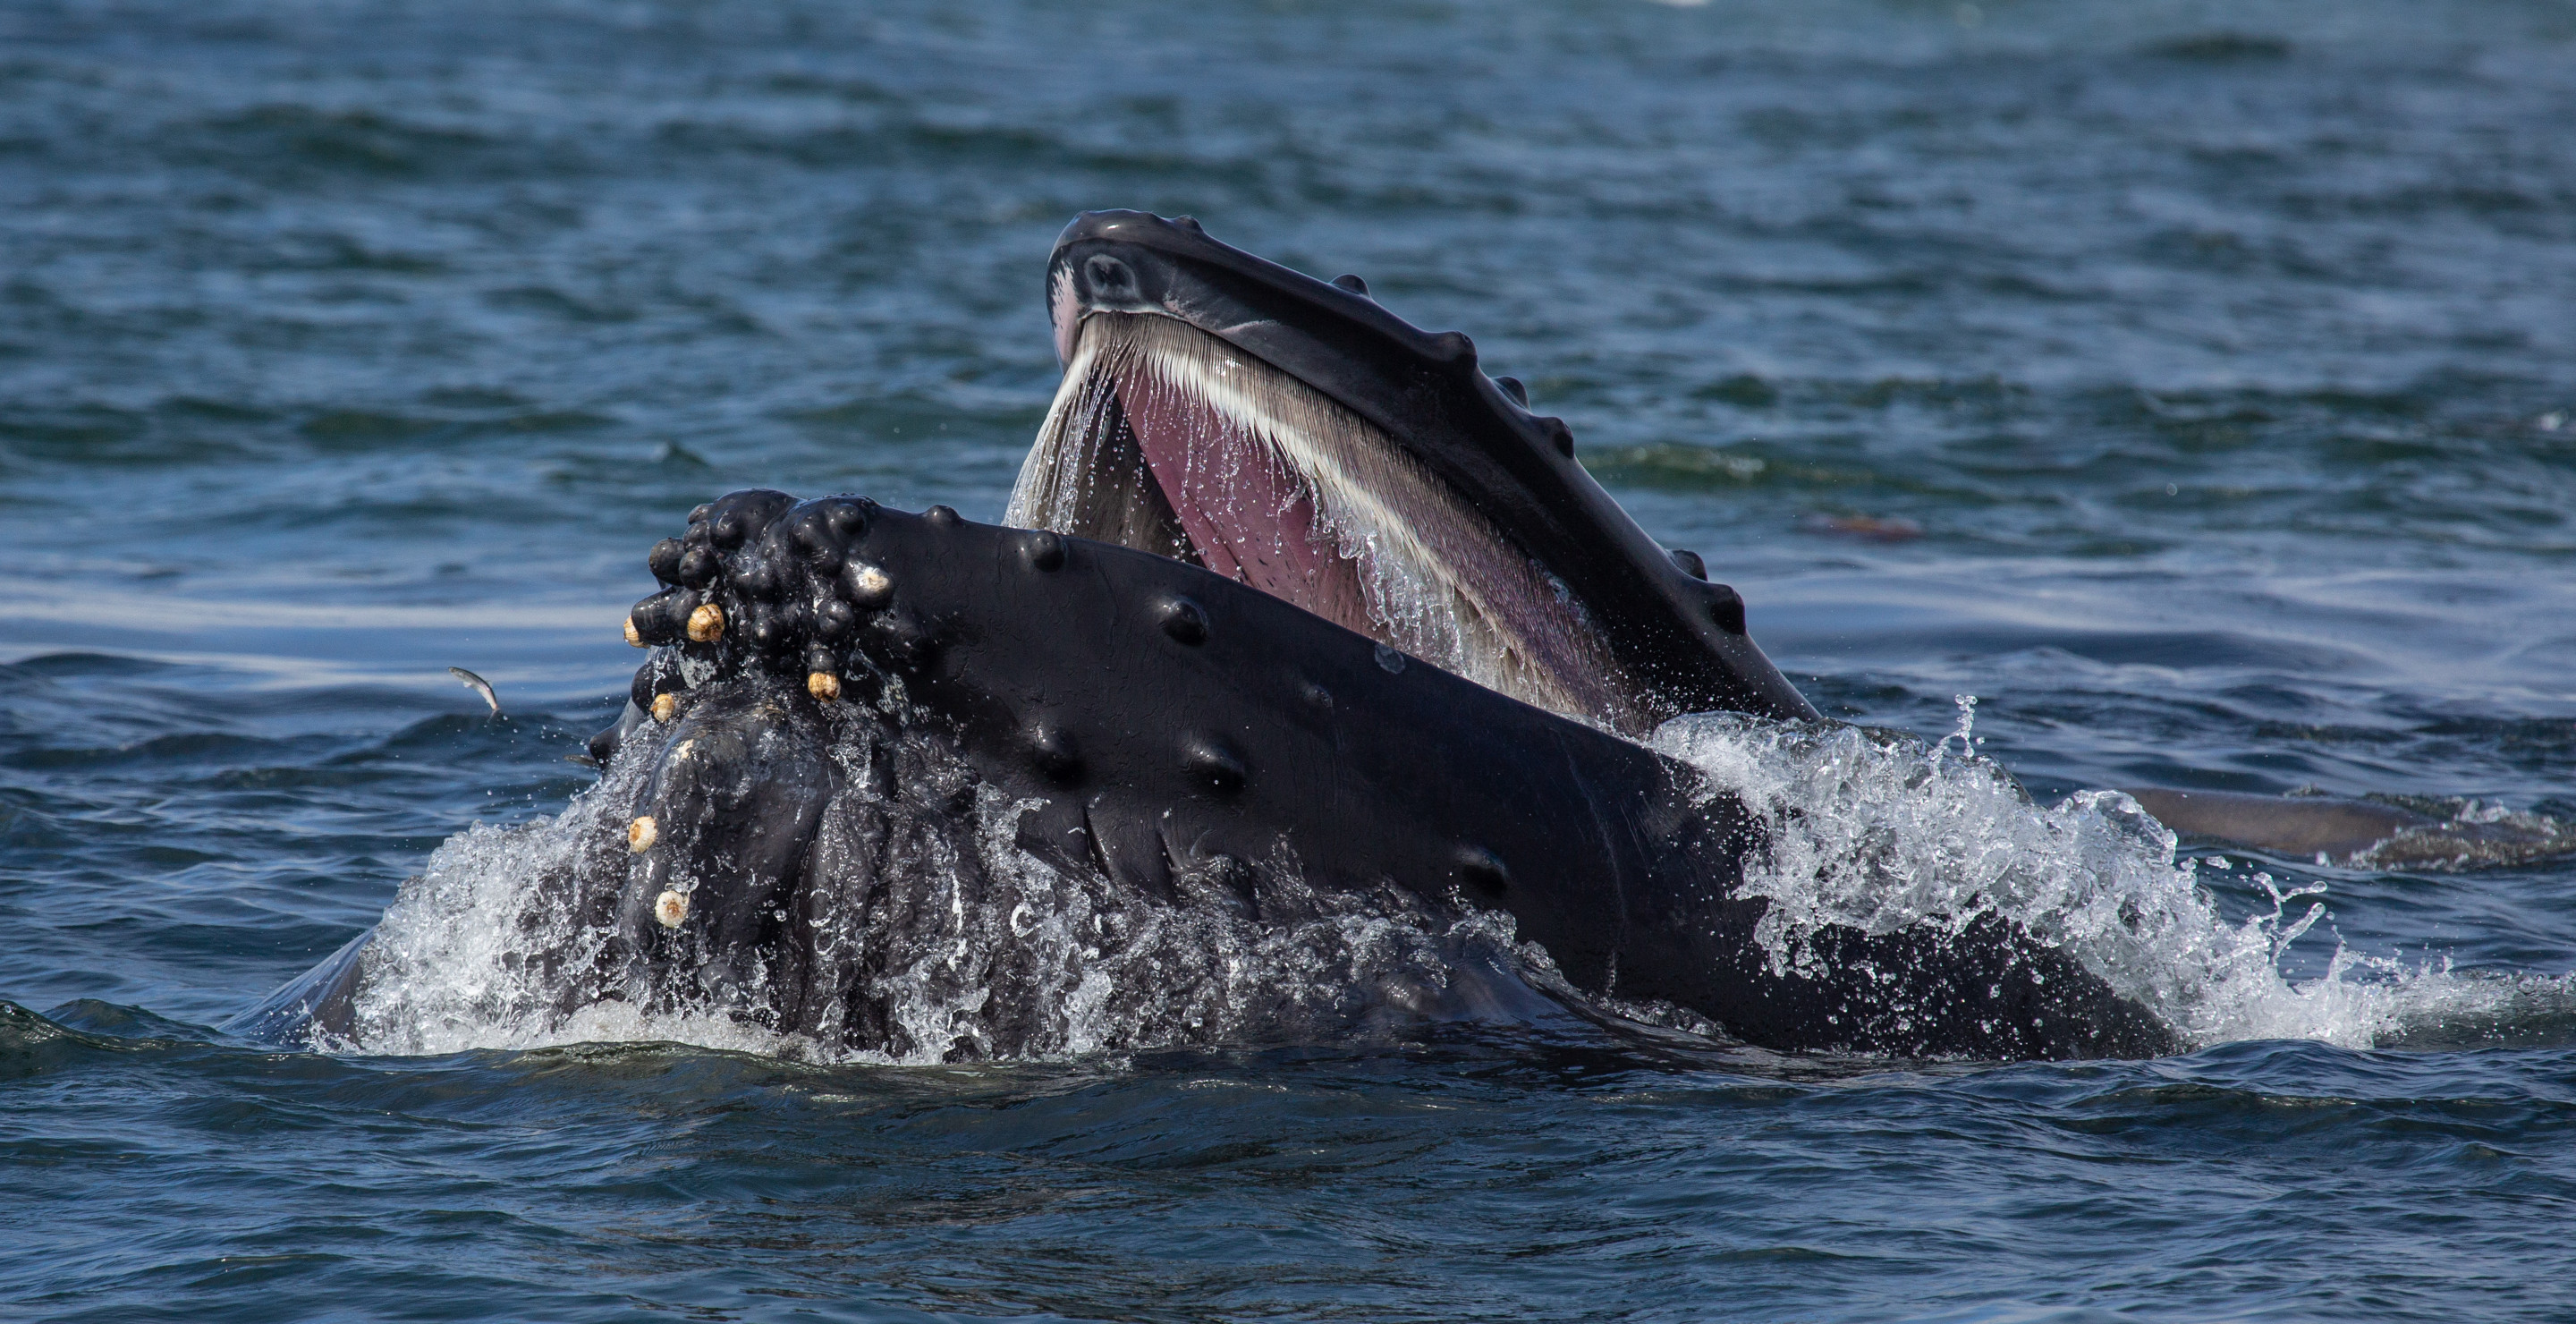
left=234, top=211, right=2208, bottom=1062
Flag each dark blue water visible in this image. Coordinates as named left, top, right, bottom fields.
left=7, top=1, right=2576, bottom=1319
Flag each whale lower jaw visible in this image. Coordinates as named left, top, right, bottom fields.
left=1010, top=310, right=1638, bottom=732
left=582, top=493, right=2172, bottom=1062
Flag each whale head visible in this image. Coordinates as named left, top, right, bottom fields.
left=1009, top=210, right=1818, bottom=735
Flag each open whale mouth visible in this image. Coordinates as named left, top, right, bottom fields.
left=1004, top=210, right=1819, bottom=735
left=1011, top=309, right=1636, bottom=728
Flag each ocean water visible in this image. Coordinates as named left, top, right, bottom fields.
left=6, top=0, right=2576, bottom=1319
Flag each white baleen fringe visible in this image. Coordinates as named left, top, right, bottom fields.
left=1011, top=312, right=1631, bottom=728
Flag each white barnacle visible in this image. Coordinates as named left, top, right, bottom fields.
left=627, top=815, right=658, bottom=853
left=654, top=888, right=689, bottom=928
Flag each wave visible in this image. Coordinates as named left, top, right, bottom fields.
left=1650, top=708, right=2576, bottom=1052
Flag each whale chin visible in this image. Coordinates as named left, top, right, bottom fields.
left=1011, top=310, right=1638, bottom=732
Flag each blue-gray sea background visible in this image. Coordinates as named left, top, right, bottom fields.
left=5, top=1, right=2575, bottom=1320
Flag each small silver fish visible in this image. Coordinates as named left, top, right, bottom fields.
left=447, top=666, right=501, bottom=717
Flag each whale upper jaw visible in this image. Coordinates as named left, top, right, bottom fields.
left=1010, top=209, right=1819, bottom=736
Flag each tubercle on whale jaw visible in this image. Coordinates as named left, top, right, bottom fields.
left=621, top=489, right=894, bottom=675
left=604, top=492, right=1097, bottom=780
left=612, top=489, right=1251, bottom=748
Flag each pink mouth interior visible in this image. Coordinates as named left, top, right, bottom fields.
left=1113, top=361, right=1375, bottom=636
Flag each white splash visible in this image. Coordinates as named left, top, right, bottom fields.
left=341, top=725, right=1527, bottom=1065
left=1651, top=709, right=2576, bottom=1050
left=336, top=751, right=781, bottom=1057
